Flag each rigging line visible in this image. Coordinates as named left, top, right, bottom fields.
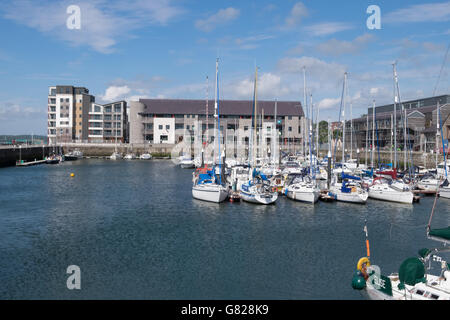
left=432, top=43, right=450, bottom=97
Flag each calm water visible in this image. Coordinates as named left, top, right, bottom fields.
left=0, top=159, right=448, bottom=299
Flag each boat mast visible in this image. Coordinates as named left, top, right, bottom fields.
left=316, top=101, right=320, bottom=160
left=309, top=93, right=314, bottom=179
left=350, top=102, right=353, bottom=160
left=216, top=58, right=222, bottom=185
left=214, top=59, right=218, bottom=165
left=273, top=99, right=277, bottom=165
left=371, top=100, right=375, bottom=169
left=436, top=101, right=440, bottom=170
left=303, top=66, right=307, bottom=158
left=342, top=72, right=347, bottom=164
left=390, top=113, right=393, bottom=167
left=253, top=67, right=258, bottom=168
left=392, top=63, right=398, bottom=170
left=206, top=75, right=209, bottom=145
left=365, top=113, right=368, bottom=167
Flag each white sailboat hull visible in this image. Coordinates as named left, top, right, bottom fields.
left=240, top=190, right=278, bottom=205
left=417, top=180, right=439, bottom=191
left=368, top=185, right=414, bottom=204
left=331, top=188, right=368, bottom=204
left=192, top=185, right=228, bottom=203
left=286, top=190, right=319, bottom=204
left=440, top=186, right=450, bottom=199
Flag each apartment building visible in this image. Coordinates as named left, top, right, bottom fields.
left=47, top=86, right=95, bottom=144
left=129, top=99, right=305, bottom=150
left=348, top=95, right=450, bottom=153
left=88, top=101, right=128, bottom=143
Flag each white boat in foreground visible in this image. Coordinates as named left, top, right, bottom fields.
left=240, top=182, right=278, bottom=205
left=330, top=173, right=368, bottom=204
left=368, top=178, right=414, bottom=204
left=285, top=175, right=319, bottom=204
left=192, top=167, right=228, bottom=203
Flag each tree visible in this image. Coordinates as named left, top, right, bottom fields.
left=318, top=121, right=328, bottom=144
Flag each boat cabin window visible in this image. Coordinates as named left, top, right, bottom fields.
left=415, top=289, right=424, bottom=295
left=430, top=294, right=439, bottom=300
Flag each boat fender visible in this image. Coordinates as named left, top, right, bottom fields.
left=351, top=272, right=366, bottom=290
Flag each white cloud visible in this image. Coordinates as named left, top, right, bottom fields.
left=315, top=34, right=374, bottom=56
left=100, top=86, right=131, bottom=102
left=317, top=97, right=341, bottom=110
left=195, top=7, right=240, bottom=32
left=385, top=2, right=450, bottom=23
left=224, top=72, right=290, bottom=100
left=1, top=0, right=183, bottom=53
left=285, top=2, right=308, bottom=28
left=0, top=101, right=44, bottom=120
left=304, top=22, right=353, bottom=36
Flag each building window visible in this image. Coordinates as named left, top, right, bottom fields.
left=66, top=98, right=70, bottom=102
left=159, top=125, right=163, bottom=130
left=160, top=135, right=168, bottom=141
left=166, top=125, right=170, bottom=130
left=288, top=126, right=292, bottom=131
left=244, top=126, right=248, bottom=131
left=288, top=116, right=292, bottom=120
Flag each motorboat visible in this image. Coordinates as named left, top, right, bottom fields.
left=139, top=153, right=152, bottom=160
left=110, top=152, right=122, bottom=160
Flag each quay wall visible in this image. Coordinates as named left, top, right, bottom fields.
left=0, top=146, right=53, bottom=168
left=61, top=143, right=175, bottom=158
left=320, top=150, right=445, bottom=169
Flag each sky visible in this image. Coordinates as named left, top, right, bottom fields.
left=0, top=0, right=449, bottom=135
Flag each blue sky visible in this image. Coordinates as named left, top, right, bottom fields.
left=0, top=0, right=449, bottom=134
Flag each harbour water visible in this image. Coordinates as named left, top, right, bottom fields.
left=0, top=159, right=448, bottom=299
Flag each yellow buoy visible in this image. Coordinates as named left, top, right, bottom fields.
left=357, top=257, right=370, bottom=271
left=70, top=173, right=75, bottom=177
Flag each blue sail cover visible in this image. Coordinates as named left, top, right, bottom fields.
left=252, top=168, right=268, bottom=181
left=341, top=173, right=361, bottom=181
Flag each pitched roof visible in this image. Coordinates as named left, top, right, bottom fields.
left=139, top=99, right=304, bottom=117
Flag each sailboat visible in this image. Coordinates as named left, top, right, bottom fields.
left=285, top=174, right=319, bottom=204
left=110, top=118, right=122, bottom=160
left=285, top=89, right=319, bottom=204
left=330, top=173, right=368, bottom=204
left=191, top=59, right=228, bottom=203
left=368, top=64, right=413, bottom=204
left=352, top=193, right=450, bottom=300
left=239, top=67, right=278, bottom=205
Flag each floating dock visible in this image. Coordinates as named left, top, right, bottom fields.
left=16, top=159, right=46, bottom=167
